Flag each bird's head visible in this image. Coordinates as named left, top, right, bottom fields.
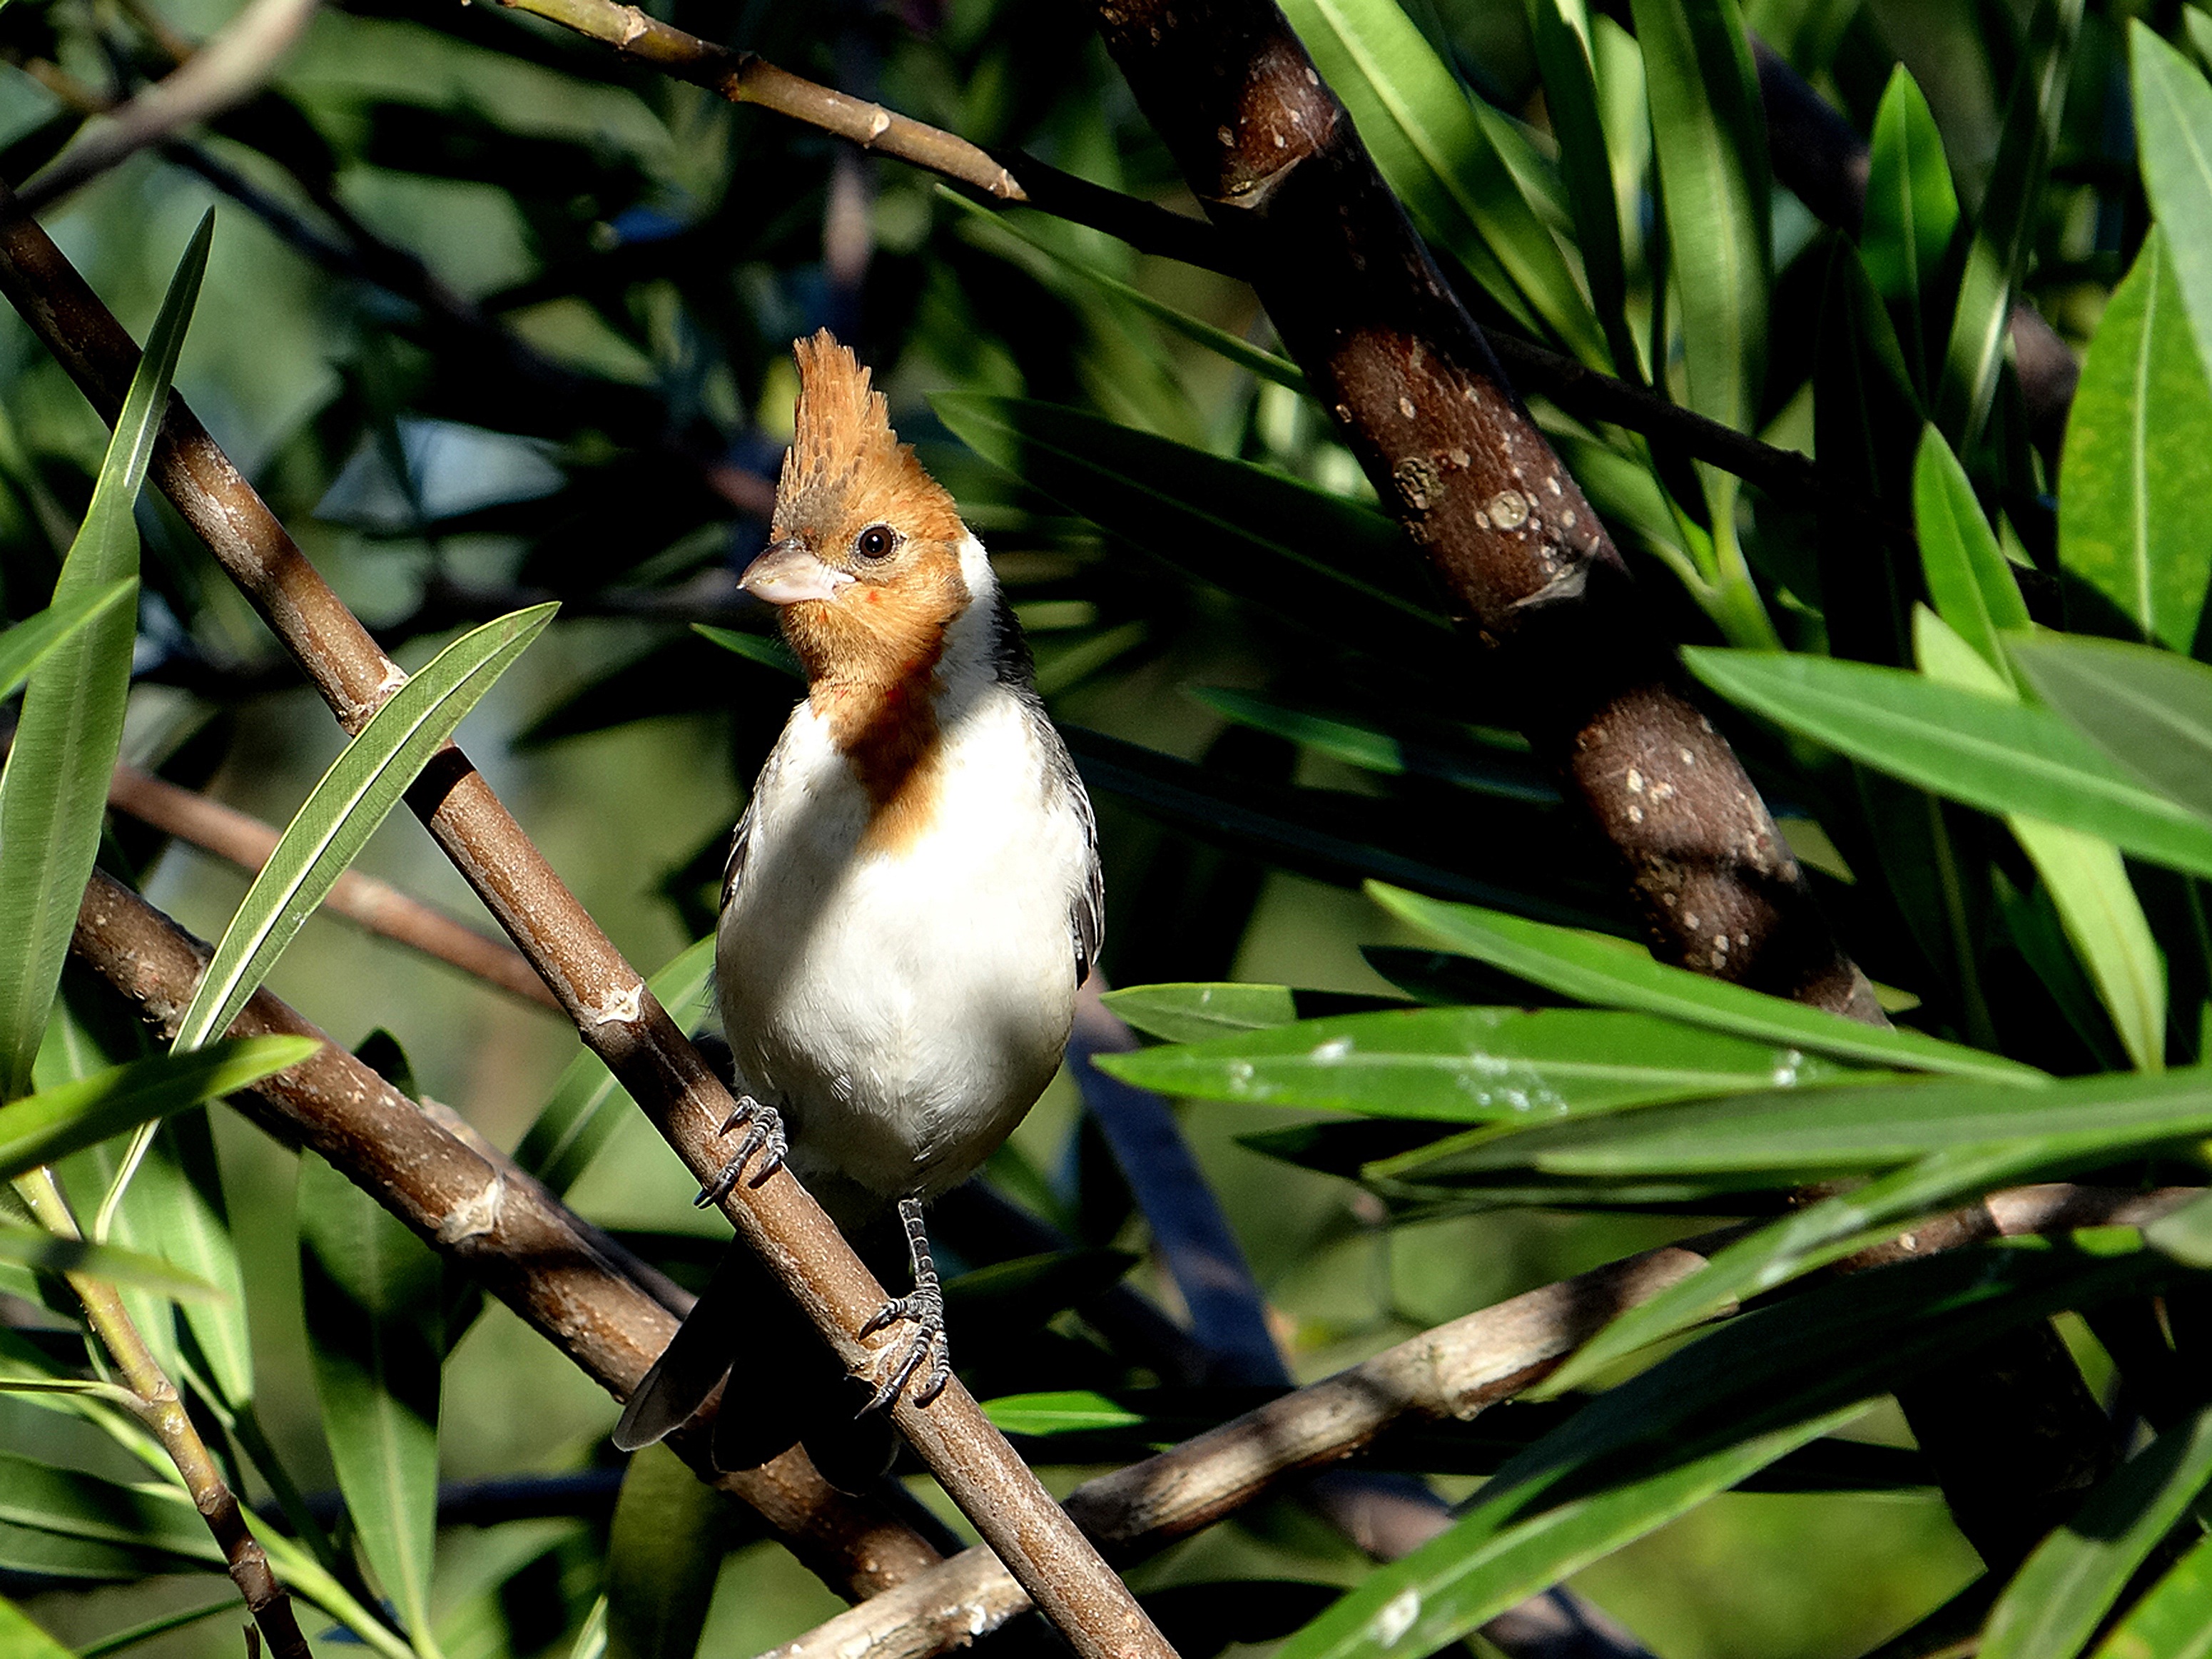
left=740, top=330, right=971, bottom=691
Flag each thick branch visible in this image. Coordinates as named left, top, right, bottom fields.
left=1092, top=0, right=1875, bottom=1017
left=108, top=763, right=562, bottom=1012
left=66, top=868, right=940, bottom=1599
left=0, top=186, right=1172, bottom=1659
left=14, top=1167, right=315, bottom=1659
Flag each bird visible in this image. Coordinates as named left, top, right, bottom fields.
left=612, top=329, right=1103, bottom=1476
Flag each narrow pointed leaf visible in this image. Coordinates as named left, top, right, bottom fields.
left=172, top=602, right=557, bottom=1055
left=604, top=1444, right=739, bottom=1659
left=1933, top=0, right=2083, bottom=449
left=1102, top=983, right=1300, bottom=1045
left=0, top=1597, right=76, bottom=1659
left=1093, top=1005, right=1863, bottom=1123
left=2058, top=228, right=2212, bottom=650
left=0, top=1037, right=317, bottom=1182
left=1281, top=0, right=1610, bottom=365
left=1365, top=883, right=2041, bottom=1081
left=1683, top=646, right=2212, bottom=879
left=298, top=1150, right=443, bottom=1657
left=1984, top=1403, right=2212, bottom=1659
left=1526, top=0, right=1638, bottom=378
left=0, top=583, right=134, bottom=704
left=981, top=1390, right=1151, bottom=1436
left=1188, top=686, right=1559, bottom=803
left=1429, top=1063, right=2212, bottom=1179
left=1862, top=69, right=1959, bottom=390
left=2089, top=1532, right=2212, bottom=1659
left=2010, top=634, right=2212, bottom=826
left=0, top=1451, right=219, bottom=1568
left=1914, top=427, right=2030, bottom=681
left=2134, top=24, right=2212, bottom=398
left=0, top=1225, right=221, bottom=1299
left=1914, top=610, right=2164, bottom=1072
left=514, top=935, right=716, bottom=1196
left=0, top=213, right=209, bottom=1100
left=1633, top=0, right=1769, bottom=435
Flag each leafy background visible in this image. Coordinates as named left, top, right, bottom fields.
left=5, top=0, right=2212, bottom=1653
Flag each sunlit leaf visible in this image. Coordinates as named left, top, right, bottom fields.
left=2011, top=634, right=2212, bottom=827
left=0, top=213, right=209, bottom=1101
left=2089, top=1531, right=2212, bottom=1659
left=982, top=1390, right=1149, bottom=1436
left=1914, top=428, right=2029, bottom=683
left=1862, top=68, right=1960, bottom=391
left=0, top=582, right=135, bottom=704
left=2058, top=228, right=2212, bottom=651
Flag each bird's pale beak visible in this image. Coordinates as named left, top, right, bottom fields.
left=739, top=539, right=853, bottom=606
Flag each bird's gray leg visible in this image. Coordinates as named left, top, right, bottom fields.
left=694, top=1095, right=787, bottom=1208
left=858, top=1197, right=951, bottom=1411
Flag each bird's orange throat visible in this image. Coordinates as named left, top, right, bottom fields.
left=784, top=562, right=967, bottom=853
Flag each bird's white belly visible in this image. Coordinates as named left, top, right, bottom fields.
left=716, top=698, right=1082, bottom=1219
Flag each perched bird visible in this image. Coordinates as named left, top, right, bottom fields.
left=613, top=330, right=1102, bottom=1473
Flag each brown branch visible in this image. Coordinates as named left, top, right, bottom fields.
left=12, top=0, right=320, bottom=213
left=107, top=763, right=562, bottom=1013
left=1090, top=0, right=1875, bottom=1017
left=13, top=1167, right=315, bottom=1659
left=767, top=1181, right=2191, bottom=1659
left=66, top=868, right=941, bottom=1600
left=0, top=186, right=1174, bottom=1659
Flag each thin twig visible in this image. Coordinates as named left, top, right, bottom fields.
left=66, top=868, right=943, bottom=1600
left=767, top=1182, right=2193, bottom=1659
left=108, top=763, right=562, bottom=1012
left=0, top=183, right=1175, bottom=1659
left=11, top=1167, right=315, bottom=1659
left=14, top=0, right=320, bottom=212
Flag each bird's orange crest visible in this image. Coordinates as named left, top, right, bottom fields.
left=776, top=330, right=962, bottom=547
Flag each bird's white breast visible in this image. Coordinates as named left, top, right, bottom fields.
left=716, top=678, right=1088, bottom=1222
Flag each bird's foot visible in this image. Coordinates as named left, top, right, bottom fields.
left=857, top=1197, right=952, bottom=1411
left=693, top=1095, right=786, bottom=1208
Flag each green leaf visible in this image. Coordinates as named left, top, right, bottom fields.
left=2090, top=1531, right=2212, bottom=1659
left=298, top=1150, right=445, bottom=1658
left=1425, top=1062, right=2212, bottom=1180
left=0, top=583, right=135, bottom=704
left=171, top=602, right=557, bottom=1055
left=604, top=1443, right=737, bottom=1659
left=131, top=1112, right=253, bottom=1407
left=2058, top=228, right=2212, bottom=650
left=1277, top=1237, right=2155, bottom=1659
left=1862, top=68, right=1960, bottom=390
left=513, top=935, right=716, bottom=1197
left=1683, top=646, right=2212, bottom=879
left=932, top=395, right=1454, bottom=676
left=0, top=1451, right=219, bottom=1569
left=1633, top=0, right=1769, bottom=435
left=1933, top=0, right=2084, bottom=450
left=2010, top=633, right=2212, bottom=826
left=76, top=1595, right=241, bottom=1659
left=940, top=192, right=1307, bottom=392
left=1532, top=1142, right=2071, bottom=1395
left=1093, top=1005, right=1865, bottom=1123
left=1187, top=686, right=1559, bottom=803
left=0, top=1597, right=77, bottom=1659
left=1525, top=0, right=1640, bottom=380
left=1101, top=983, right=1299, bottom=1045
left=690, top=625, right=796, bottom=680
left=1364, top=883, right=2040, bottom=1082
left=1984, top=1403, right=2212, bottom=1659
left=1914, top=427, right=2030, bottom=682
left=0, top=213, right=210, bottom=1102
left=1279, top=0, right=1611, bottom=366
left=1914, top=610, right=2165, bottom=1072
left=0, top=1038, right=318, bottom=1183
left=2134, top=24, right=2212, bottom=407
left=981, top=1390, right=1150, bottom=1436
left=0, top=1225, right=221, bottom=1299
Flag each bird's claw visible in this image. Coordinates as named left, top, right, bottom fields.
left=693, top=1095, right=786, bottom=1208
left=858, top=1279, right=950, bottom=1412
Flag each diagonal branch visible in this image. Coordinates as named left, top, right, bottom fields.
left=107, top=763, right=562, bottom=1012
left=66, top=867, right=942, bottom=1600
left=0, top=183, right=1173, bottom=1659
left=768, top=1181, right=2187, bottom=1659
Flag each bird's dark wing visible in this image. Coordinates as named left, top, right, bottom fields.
left=1066, top=756, right=1105, bottom=985
left=719, top=798, right=757, bottom=912
left=612, top=1243, right=756, bottom=1451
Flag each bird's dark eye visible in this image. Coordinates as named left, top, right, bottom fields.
left=855, top=524, right=897, bottom=560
